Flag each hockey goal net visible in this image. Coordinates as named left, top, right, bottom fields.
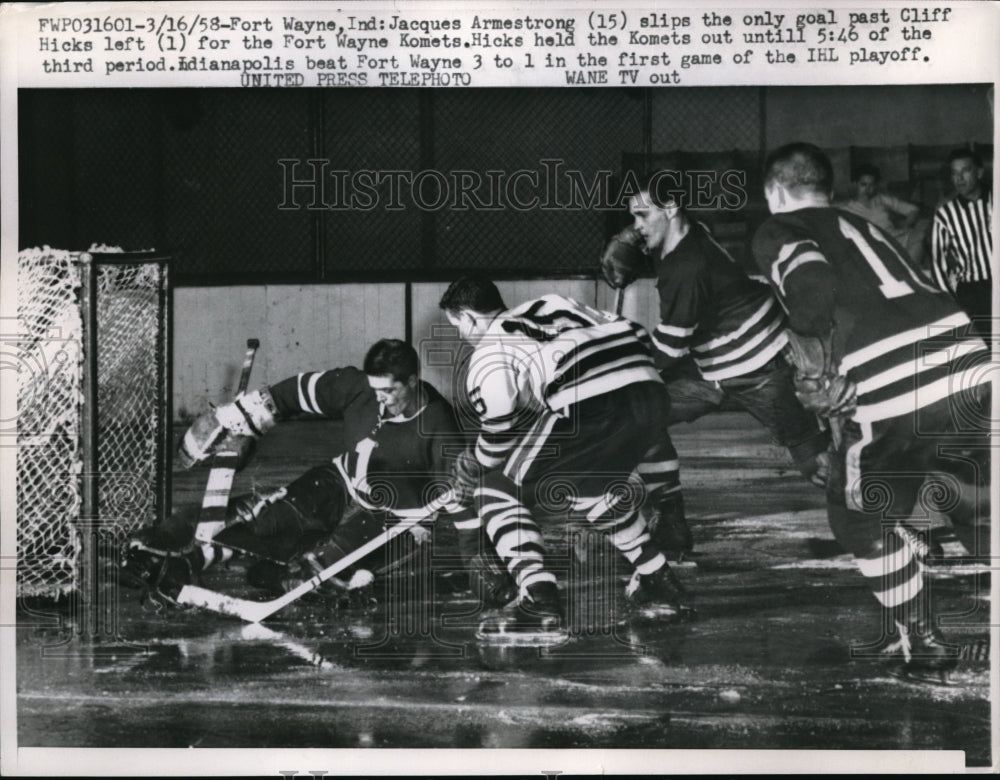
left=15, top=247, right=171, bottom=600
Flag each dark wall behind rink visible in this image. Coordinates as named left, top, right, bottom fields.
left=17, top=85, right=993, bottom=286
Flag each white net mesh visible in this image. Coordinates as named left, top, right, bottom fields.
left=16, top=247, right=168, bottom=599
left=17, top=248, right=84, bottom=598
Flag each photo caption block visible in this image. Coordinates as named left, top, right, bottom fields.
left=9, top=2, right=996, bottom=88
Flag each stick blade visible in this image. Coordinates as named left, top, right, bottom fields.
left=176, top=584, right=269, bottom=623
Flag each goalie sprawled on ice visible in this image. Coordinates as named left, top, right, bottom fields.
left=120, top=338, right=516, bottom=613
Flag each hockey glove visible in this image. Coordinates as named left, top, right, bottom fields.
left=784, top=331, right=857, bottom=418
left=283, top=551, right=344, bottom=597
left=449, top=447, right=483, bottom=505
left=600, top=226, right=650, bottom=290
left=794, top=373, right=857, bottom=417
left=177, top=388, right=278, bottom=469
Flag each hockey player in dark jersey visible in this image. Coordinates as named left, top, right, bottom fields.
left=602, top=174, right=832, bottom=557
left=121, top=338, right=515, bottom=610
left=439, top=276, right=695, bottom=636
left=752, top=143, right=991, bottom=683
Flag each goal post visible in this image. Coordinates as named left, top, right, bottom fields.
left=15, top=247, right=172, bottom=604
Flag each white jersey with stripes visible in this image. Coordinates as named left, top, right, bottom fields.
left=465, top=294, right=661, bottom=468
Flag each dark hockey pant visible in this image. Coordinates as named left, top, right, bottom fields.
left=663, top=354, right=831, bottom=478
left=826, top=383, right=990, bottom=634
left=471, top=381, right=674, bottom=597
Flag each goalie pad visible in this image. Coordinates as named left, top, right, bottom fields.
left=599, top=226, right=650, bottom=290
left=784, top=331, right=857, bottom=418
left=177, top=387, right=278, bottom=469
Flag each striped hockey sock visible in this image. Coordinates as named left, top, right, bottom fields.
left=855, top=528, right=927, bottom=630
left=478, top=486, right=556, bottom=597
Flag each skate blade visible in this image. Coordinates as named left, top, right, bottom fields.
left=887, top=664, right=956, bottom=687
left=474, top=631, right=566, bottom=647
left=632, top=603, right=698, bottom=622
left=924, top=561, right=991, bottom=576
left=475, top=618, right=567, bottom=646
left=664, top=549, right=699, bottom=567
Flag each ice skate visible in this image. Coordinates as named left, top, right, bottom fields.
left=476, top=581, right=566, bottom=646
left=881, top=621, right=959, bottom=686
left=467, top=553, right=517, bottom=609
left=624, top=565, right=697, bottom=622
left=647, top=493, right=695, bottom=565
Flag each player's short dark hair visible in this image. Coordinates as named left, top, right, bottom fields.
left=363, top=338, right=419, bottom=382
left=639, top=170, right=687, bottom=209
left=763, top=142, right=834, bottom=195
left=439, top=275, right=507, bottom=315
left=947, top=147, right=983, bottom=168
left=851, top=163, right=881, bottom=182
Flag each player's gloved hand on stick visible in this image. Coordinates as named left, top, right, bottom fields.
left=176, top=388, right=278, bottom=469
left=600, top=226, right=650, bottom=289
left=282, top=550, right=374, bottom=602
left=449, top=447, right=483, bottom=505
left=794, top=373, right=857, bottom=417
left=407, top=523, right=432, bottom=545
left=784, top=331, right=857, bottom=417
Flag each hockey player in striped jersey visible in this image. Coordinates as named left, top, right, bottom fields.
left=122, top=339, right=515, bottom=609
left=439, top=276, right=694, bottom=635
left=752, top=142, right=991, bottom=683
left=605, top=174, right=832, bottom=557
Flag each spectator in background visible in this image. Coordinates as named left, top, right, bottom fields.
left=839, top=163, right=929, bottom=268
left=931, top=148, right=993, bottom=341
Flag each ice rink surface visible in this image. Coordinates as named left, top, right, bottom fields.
left=15, top=413, right=992, bottom=765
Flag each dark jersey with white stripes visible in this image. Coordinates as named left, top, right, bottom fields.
left=931, top=189, right=993, bottom=289
left=653, top=221, right=787, bottom=380
left=753, top=207, right=989, bottom=423
left=269, top=368, right=465, bottom=517
left=466, top=294, right=661, bottom=468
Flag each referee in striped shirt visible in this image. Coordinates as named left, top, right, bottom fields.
left=931, top=147, right=993, bottom=340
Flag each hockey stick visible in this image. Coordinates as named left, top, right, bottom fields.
left=240, top=623, right=337, bottom=670
left=828, top=413, right=846, bottom=450
left=177, top=490, right=456, bottom=622
left=193, top=339, right=260, bottom=560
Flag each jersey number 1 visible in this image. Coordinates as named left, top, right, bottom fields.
left=838, top=217, right=934, bottom=298
left=838, top=217, right=913, bottom=298
left=838, top=216, right=934, bottom=299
